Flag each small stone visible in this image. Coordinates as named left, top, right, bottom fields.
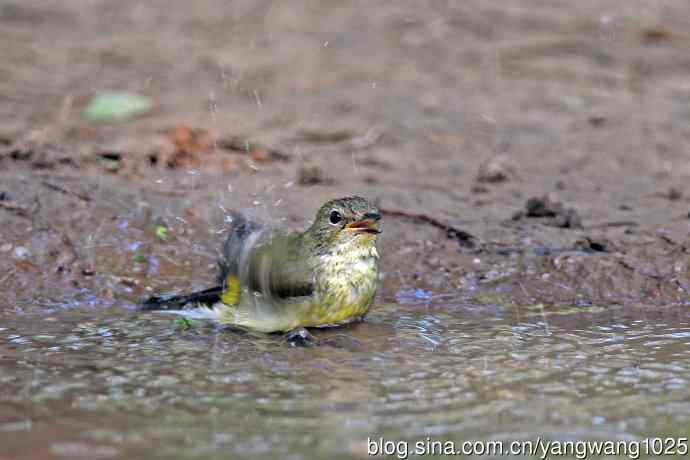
left=588, top=114, right=606, bottom=127
left=516, top=195, right=583, bottom=229
left=526, top=196, right=562, bottom=217
left=476, top=154, right=516, bottom=184
left=667, top=187, right=682, bottom=201
left=574, top=237, right=609, bottom=253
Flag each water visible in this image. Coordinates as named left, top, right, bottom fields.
left=1, top=295, right=689, bottom=459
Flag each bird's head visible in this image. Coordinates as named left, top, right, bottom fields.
left=306, top=196, right=381, bottom=252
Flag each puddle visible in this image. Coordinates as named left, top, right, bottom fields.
left=1, top=296, right=688, bottom=459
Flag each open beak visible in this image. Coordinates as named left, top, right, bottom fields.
left=345, top=211, right=382, bottom=234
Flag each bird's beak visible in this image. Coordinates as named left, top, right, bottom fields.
left=346, top=211, right=382, bottom=234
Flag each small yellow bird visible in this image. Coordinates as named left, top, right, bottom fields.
left=141, top=196, right=382, bottom=342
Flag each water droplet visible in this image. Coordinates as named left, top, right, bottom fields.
left=13, top=246, right=29, bottom=259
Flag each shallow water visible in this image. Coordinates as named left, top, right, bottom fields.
left=1, top=293, right=689, bottom=460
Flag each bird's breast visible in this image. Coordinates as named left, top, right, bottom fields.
left=312, top=247, right=379, bottom=325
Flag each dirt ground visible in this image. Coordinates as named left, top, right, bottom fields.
left=1, top=0, right=690, bottom=311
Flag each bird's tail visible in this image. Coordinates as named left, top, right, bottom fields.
left=141, top=211, right=261, bottom=315
left=140, top=286, right=223, bottom=311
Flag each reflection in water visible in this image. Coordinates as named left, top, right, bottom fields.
left=1, top=297, right=689, bottom=459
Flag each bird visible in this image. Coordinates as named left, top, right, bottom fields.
left=141, top=196, right=382, bottom=343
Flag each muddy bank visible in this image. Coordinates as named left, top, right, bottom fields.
left=1, top=169, right=688, bottom=313
left=2, top=1, right=690, bottom=310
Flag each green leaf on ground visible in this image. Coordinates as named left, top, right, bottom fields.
left=155, top=225, right=167, bottom=240
left=84, top=92, right=153, bottom=122
left=174, top=317, right=197, bottom=330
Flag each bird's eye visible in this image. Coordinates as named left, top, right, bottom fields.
left=329, top=210, right=343, bottom=225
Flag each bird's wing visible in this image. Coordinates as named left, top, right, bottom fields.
left=245, top=232, right=315, bottom=301
left=216, top=227, right=324, bottom=331
left=218, top=212, right=264, bottom=284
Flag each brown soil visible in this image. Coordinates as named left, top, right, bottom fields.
left=1, top=0, right=690, bottom=310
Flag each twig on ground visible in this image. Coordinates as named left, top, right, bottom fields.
left=40, top=181, right=91, bottom=202
left=379, top=207, right=477, bottom=248
left=589, top=220, right=638, bottom=228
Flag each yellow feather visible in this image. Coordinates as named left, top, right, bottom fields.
left=221, top=275, right=241, bottom=306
